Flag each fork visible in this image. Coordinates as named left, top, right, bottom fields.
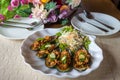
left=76, top=15, right=109, bottom=32
left=0, top=21, right=43, bottom=30
left=83, top=10, right=114, bottom=30
left=4, top=20, right=42, bottom=27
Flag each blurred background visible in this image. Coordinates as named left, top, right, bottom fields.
left=112, top=0, right=120, bottom=9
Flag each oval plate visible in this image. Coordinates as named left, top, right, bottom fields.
left=21, top=28, right=103, bottom=78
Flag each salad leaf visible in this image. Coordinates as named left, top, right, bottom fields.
left=56, top=32, right=62, bottom=37
left=61, top=26, right=73, bottom=32
left=83, top=36, right=91, bottom=50
left=59, top=43, right=68, bottom=51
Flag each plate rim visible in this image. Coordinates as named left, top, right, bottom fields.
left=0, top=25, right=44, bottom=40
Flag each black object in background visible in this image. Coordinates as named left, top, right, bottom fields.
left=112, top=0, right=120, bottom=10
left=118, top=2, right=120, bottom=10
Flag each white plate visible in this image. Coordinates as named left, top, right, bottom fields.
left=21, top=28, right=103, bottom=78
left=71, top=12, right=120, bottom=36
left=0, top=17, right=44, bottom=40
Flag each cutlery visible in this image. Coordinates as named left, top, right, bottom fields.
left=4, top=20, right=42, bottom=27
left=0, top=23, right=42, bottom=30
left=83, top=10, right=114, bottom=30
left=76, top=15, right=109, bottom=32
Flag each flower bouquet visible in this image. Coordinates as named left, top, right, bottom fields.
left=0, top=0, right=81, bottom=25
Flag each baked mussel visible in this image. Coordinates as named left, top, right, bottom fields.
left=30, top=38, right=44, bottom=51
left=73, top=49, right=91, bottom=71
left=30, top=36, right=55, bottom=51
left=31, top=36, right=56, bottom=58
left=56, top=50, right=71, bottom=72
left=45, top=50, right=60, bottom=68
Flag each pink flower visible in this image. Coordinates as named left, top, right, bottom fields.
left=29, top=14, right=33, bottom=18
left=7, top=5, right=13, bottom=11
left=11, top=0, right=20, bottom=8
left=0, top=14, right=5, bottom=22
left=14, top=14, right=21, bottom=19
left=21, top=0, right=29, bottom=5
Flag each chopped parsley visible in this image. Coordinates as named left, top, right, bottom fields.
left=61, top=56, right=67, bottom=64
left=49, top=52, right=56, bottom=60
left=37, top=38, right=44, bottom=41
left=39, top=42, right=50, bottom=50
left=61, top=26, right=73, bottom=32
left=59, top=43, right=68, bottom=51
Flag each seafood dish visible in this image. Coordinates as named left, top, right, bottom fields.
left=30, top=26, right=91, bottom=72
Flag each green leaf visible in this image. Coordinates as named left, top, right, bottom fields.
left=16, top=10, right=28, bottom=17
left=18, top=4, right=30, bottom=10
left=45, top=2, right=56, bottom=11
left=62, top=26, right=73, bottom=32
left=66, top=0, right=72, bottom=3
left=61, top=19, right=69, bottom=26
left=83, top=36, right=91, bottom=50
left=56, top=32, right=62, bottom=37
left=0, top=0, right=16, bottom=20
left=37, top=38, right=44, bottom=41
left=16, top=4, right=31, bottom=17
left=59, top=43, right=68, bottom=51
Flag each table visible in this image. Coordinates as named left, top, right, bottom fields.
left=0, top=0, right=120, bottom=80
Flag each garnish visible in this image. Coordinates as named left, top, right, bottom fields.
left=79, top=52, right=86, bottom=62
left=59, top=43, right=68, bottom=51
left=61, top=56, right=67, bottom=64
left=39, top=42, right=50, bottom=50
left=37, top=38, right=44, bottom=41
left=49, top=52, right=56, bottom=60
left=61, top=26, right=73, bottom=32
left=56, top=32, right=62, bottom=37
left=83, top=36, right=91, bottom=50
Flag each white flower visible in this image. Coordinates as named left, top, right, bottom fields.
left=32, top=4, right=48, bottom=20
left=68, top=0, right=81, bottom=9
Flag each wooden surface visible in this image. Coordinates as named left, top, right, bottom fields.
left=0, top=0, right=120, bottom=80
